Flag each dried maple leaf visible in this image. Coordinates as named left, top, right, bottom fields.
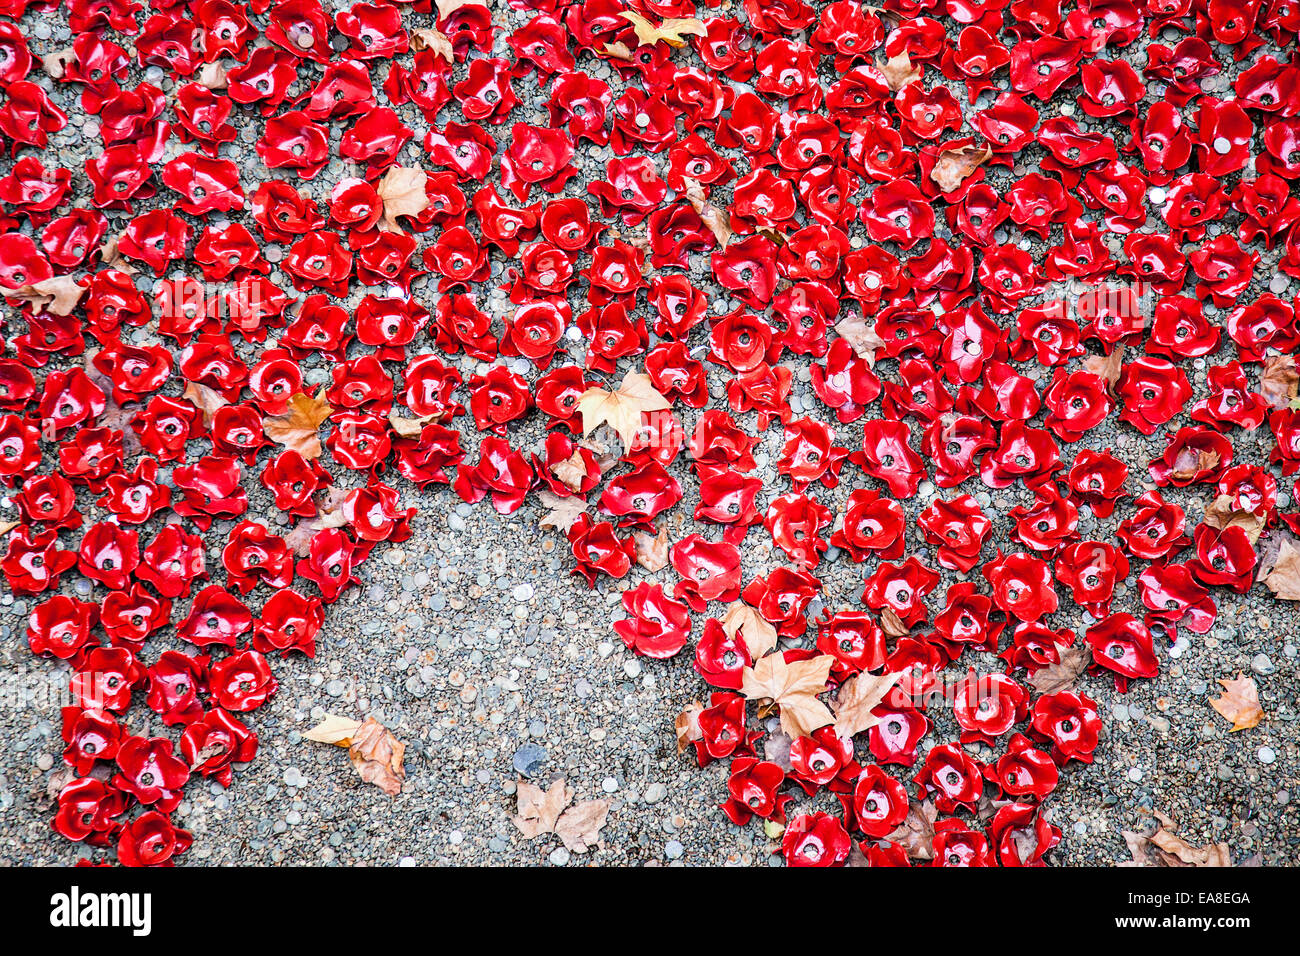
left=304, top=714, right=405, bottom=796
left=831, top=670, right=901, bottom=740
left=1084, top=344, right=1126, bottom=389
left=554, top=798, right=610, bottom=853
left=263, top=388, right=332, bottom=459
left=1125, top=811, right=1232, bottom=867
left=1027, top=643, right=1092, bottom=696
left=682, top=177, right=732, bottom=248
left=930, top=143, right=993, bottom=193
left=833, top=315, right=886, bottom=366
left=618, top=11, right=705, bottom=48
left=885, top=799, right=938, bottom=860
left=537, top=489, right=586, bottom=533
left=577, top=370, right=670, bottom=450
left=3, top=275, right=85, bottom=316
left=675, top=701, right=704, bottom=754
left=388, top=411, right=438, bottom=438
left=376, top=165, right=429, bottom=231
left=1261, top=540, right=1300, bottom=600
left=632, top=525, right=670, bottom=571
left=720, top=601, right=778, bottom=660
left=1260, top=354, right=1298, bottom=409
left=741, top=654, right=834, bottom=740
left=1209, top=672, right=1264, bottom=731
left=409, top=27, right=454, bottom=61
left=1203, top=494, right=1265, bottom=544
left=183, top=381, right=229, bottom=428
left=551, top=450, right=590, bottom=493
left=880, top=51, right=921, bottom=91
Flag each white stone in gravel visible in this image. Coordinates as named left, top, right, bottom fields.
left=1258, top=746, right=1276, bottom=765
left=549, top=847, right=570, bottom=865
left=1148, top=187, right=1167, bottom=206
left=645, top=783, right=667, bottom=804
left=1127, top=767, right=1143, bottom=782
left=513, top=584, right=534, bottom=601
left=624, top=659, right=641, bottom=678
left=602, top=777, right=618, bottom=793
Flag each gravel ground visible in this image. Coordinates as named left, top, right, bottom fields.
left=0, top=4, right=1298, bottom=866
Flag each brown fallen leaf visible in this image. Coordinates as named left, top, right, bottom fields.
left=833, top=315, right=887, bottom=366
left=3, top=275, right=86, bottom=316
left=577, top=369, right=670, bottom=450
left=1084, top=344, right=1126, bottom=389
left=0, top=519, right=19, bottom=537
left=884, top=799, right=938, bottom=860
left=513, top=779, right=573, bottom=838
left=537, top=489, right=586, bottom=533
left=832, top=670, right=902, bottom=740
left=1260, top=354, right=1298, bottom=409
left=675, top=701, right=704, bottom=754
left=263, top=388, right=332, bottom=459
left=98, top=234, right=139, bottom=274
left=376, top=165, right=429, bottom=231
left=42, top=47, right=74, bottom=79
left=511, top=777, right=610, bottom=853
left=930, top=143, right=993, bottom=193
left=387, top=411, right=438, bottom=439
left=618, top=12, right=706, bottom=48
left=551, top=449, right=590, bottom=493
left=720, top=601, right=778, bottom=660
left=1125, top=811, right=1232, bottom=867
left=603, top=40, right=636, bottom=61
left=409, top=27, right=455, bottom=62
left=1261, top=539, right=1300, bottom=600
left=682, top=177, right=732, bottom=248
left=879, top=606, right=910, bottom=639
left=183, top=381, right=229, bottom=428
left=303, top=714, right=405, bottom=796
left=1203, top=493, right=1265, bottom=544
left=1171, top=447, right=1219, bottom=483
left=632, top=524, right=670, bottom=571
left=284, top=488, right=352, bottom=556
left=741, top=653, right=834, bottom=740
left=1027, top=643, right=1092, bottom=695
left=1209, top=672, right=1263, bottom=731
left=196, top=61, right=227, bottom=90
left=880, top=51, right=921, bottom=91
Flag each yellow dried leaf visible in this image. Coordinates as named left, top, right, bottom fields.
left=833, top=315, right=886, bottom=366
left=741, top=653, right=834, bottom=740
left=263, top=388, right=332, bottom=459
left=831, top=671, right=901, bottom=740
left=719, top=602, right=778, bottom=660
left=1260, top=354, right=1298, bottom=409
left=577, top=369, right=670, bottom=450
left=675, top=701, right=704, bottom=754
left=1209, top=672, right=1263, bottom=732
left=632, top=525, right=670, bottom=571
left=303, top=713, right=364, bottom=746
left=409, top=27, right=455, bottom=62
left=376, top=165, right=429, bottom=231
left=537, top=488, right=586, bottom=533
left=618, top=12, right=705, bottom=48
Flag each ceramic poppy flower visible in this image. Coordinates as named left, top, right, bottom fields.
left=3, top=526, right=78, bottom=596
left=830, top=488, right=906, bottom=562
left=933, top=583, right=1003, bottom=656
left=1116, top=490, right=1190, bottom=561
left=180, top=708, right=258, bottom=788
left=145, top=650, right=208, bottom=727
left=764, top=493, right=832, bottom=569
left=53, top=777, right=129, bottom=844
left=221, top=521, right=294, bottom=595
left=1065, top=449, right=1129, bottom=518
left=1031, top=690, right=1102, bottom=764
left=692, top=618, right=753, bottom=692
left=983, top=551, right=1059, bottom=622
left=989, top=733, right=1060, bottom=801
left=741, top=567, right=821, bottom=639
left=1086, top=613, right=1158, bottom=690
left=208, top=649, right=278, bottom=712
left=917, top=495, right=991, bottom=573
left=782, top=812, right=851, bottom=867
left=1054, top=541, right=1130, bottom=618
left=862, top=558, right=941, bottom=629
left=565, top=514, right=634, bottom=588
left=855, top=420, right=926, bottom=498
left=914, top=742, right=986, bottom=814
left=113, top=735, right=191, bottom=811
left=101, top=584, right=172, bottom=651
left=61, top=707, right=124, bottom=776
left=869, top=707, right=930, bottom=767
left=1140, top=562, right=1218, bottom=641
left=952, top=672, right=1029, bottom=745
left=720, top=757, right=791, bottom=826
left=27, top=595, right=98, bottom=663
left=1188, top=525, right=1257, bottom=594
left=989, top=801, right=1061, bottom=866
left=614, top=583, right=690, bottom=660
left=1148, top=427, right=1233, bottom=487
left=116, top=811, right=192, bottom=868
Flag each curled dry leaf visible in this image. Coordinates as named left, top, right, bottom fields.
left=376, top=165, right=429, bottom=231
left=682, top=177, right=732, bottom=248
left=880, top=51, right=921, bottom=91
left=42, top=47, right=74, bottom=79
left=603, top=41, right=635, bottom=61
left=618, top=12, right=706, bottom=48
left=675, top=700, right=704, bottom=754
left=831, top=670, right=901, bottom=740
left=183, top=381, right=229, bottom=428
left=720, top=601, right=778, bottom=660
left=879, top=606, right=910, bottom=639
left=551, top=449, right=590, bottom=493
left=1084, top=344, right=1126, bottom=389
left=1260, top=354, right=1298, bottom=409
left=537, top=488, right=586, bottom=533
left=1209, top=672, right=1263, bottom=731
left=1027, top=642, right=1092, bottom=696
left=1261, top=540, right=1300, bottom=600
left=1125, top=811, right=1232, bottom=867
left=884, top=799, right=938, bottom=861
left=388, top=411, right=438, bottom=438
left=285, top=486, right=351, bottom=556
left=3, top=275, right=86, bottom=316
left=99, top=234, right=139, bottom=274
left=196, top=61, right=228, bottom=90
left=303, top=714, right=405, bottom=796
left=263, top=388, right=332, bottom=459
left=577, top=370, right=670, bottom=450
left=741, top=653, right=834, bottom=740
left=409, top=27, right=455, bottom=62
left=632, top=524, right=669, bottom=571
left=511, top=777, right=610, bottom=852
left=930, top=143, right=993, bottom=193
left=1203, top=494, right=1265, bottom=544
left=833, top=315, right=886, bottom=366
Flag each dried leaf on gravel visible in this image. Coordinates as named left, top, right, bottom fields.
left=675, top=701, right=704, bottom=754
left=577, top=370, right=670, bottom=450
left=3, top=275, right=85, bottom=316
left=285, top=487, right=351, bottom=556
left=409, top=27, right=454, bottom=61
left=880, top=51, right=921, bottom=90
left=885, top=799, right=938, bottom=860
left=1028, top=643, right=1093, bottom=695
left=720, top=601, right=778, bottom=659
left=632, top=524, right=670, bottom=571
left=1084, top=344, right=1126, bottom=389
left=618, top=12, right=705, bottom=48
left=930, top=143, right=992, bottom=193
left=263, top=388, right=332, bottom=459
left=879, top=606, right=910, bottom=638
left=551, top=450, right=591, bottom=493
left=1209, top=672, right=1263, bottom=731
left=537, top=489, right=586, bottom=533
left=512, top=778, right=609, bottom=853
left=304, top=715, right=405, bottom=796
left=682, top=177, right=732, bottom=247
left=42, top=47, right=74, bottom=79
left=435, top=0, right=487, bottom=18
left=1260, top=354, right=1298, bottom=409
left=0, top=520, right=18, bottom=537
left=388, top=411, right=438, bottom=438
left=1203, top=494, right=1265, bottom=544
left=376, top=165, right=429, bottom=231
left=831, top=670, right=901, bottom=740
left=304, top=714, right=364, bottom=745
left=183, top=382, right=229, bottom=427
left=1261, top=540, right=1300, bottom=600
left=1124, top=811, right=1232, bottom=867
left=554, top=799, right=610, bottom=853
left=741, top=653, right=834, bottom=740
left=833, top=315, right=886, bottom=366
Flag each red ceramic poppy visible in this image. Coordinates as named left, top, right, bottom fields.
left=208, top=649, right=278, bottom=712
left=1031, top=690, right=1102, bottom=763
left=989, top=733, right=1059, bottom=801
left=53, top=777, right=129, bottom=845
left=720, top=756, right=790, bottom=826
left=672, top=535, right=742, bottom=613
left=782, top=812, right=851, bottom=867
left=181, top=708, right=258, bottom=788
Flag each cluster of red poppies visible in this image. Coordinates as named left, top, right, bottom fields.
left=1, top=0, right=1296, bottom=866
